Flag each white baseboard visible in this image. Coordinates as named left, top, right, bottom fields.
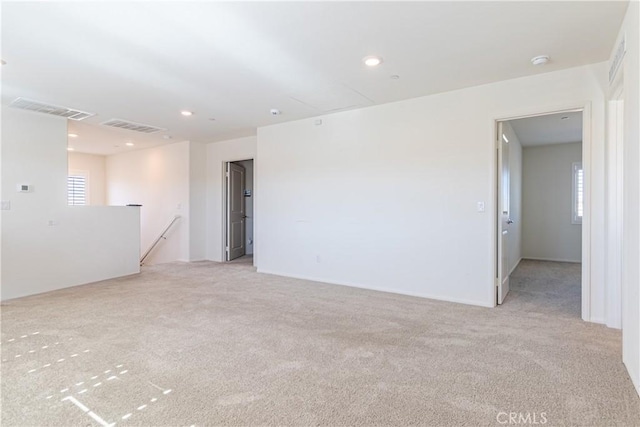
left=256, top=269, right=494, bottom=308
left=522, top=257, right=581, bottom=264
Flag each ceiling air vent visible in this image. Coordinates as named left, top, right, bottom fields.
left=9, top=97, right=95, bottom=120
left=101, top=118, right=166, bottom=134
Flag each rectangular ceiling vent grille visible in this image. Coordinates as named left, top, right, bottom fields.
left=101, top=119, right=166, bottom=134
left=9, top=97, right=95, bottom=120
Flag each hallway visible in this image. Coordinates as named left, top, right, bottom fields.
left=501, top=260, right=581, bottom=319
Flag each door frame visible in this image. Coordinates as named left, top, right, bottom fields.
left=606, top=74, right=625, bottom=329
left=222, top=158, right=255, bottom=263
left=493, top=102, right=592, bottom=322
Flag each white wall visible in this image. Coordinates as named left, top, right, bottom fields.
left=68, top=152, right=107, bottom=205
left=256, top=63, right=608, bottom=313
left=106, top=141, right=190, bottom=264
left=205, top=136, right=257, bottom=262
left=614, top=1, right=640, bottom=396
left=189, top=141, right=207, bottom=261
left=1, top=108, right=140, bottom=300
left=503, top=122, right=523, bottom=273
left=238, top=160, right=254, bottom=255
left=522, top=142, right=582, bottom=263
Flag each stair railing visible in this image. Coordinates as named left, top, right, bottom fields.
left=140, top=215, right=181, bottom=266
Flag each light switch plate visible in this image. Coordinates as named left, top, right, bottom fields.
left=1, top=201, right=10, bottom=210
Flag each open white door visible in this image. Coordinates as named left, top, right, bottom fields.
left=226, top=162, right=246, bottom=261
left=497, top=122, right=511, bottom=304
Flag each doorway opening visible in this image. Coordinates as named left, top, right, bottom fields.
left=496, top=109, right=586, bottom=320
left=224, top=159, right=254, bottom=262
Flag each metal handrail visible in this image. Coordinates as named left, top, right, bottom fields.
left=140, top=215, right=181, bottom=266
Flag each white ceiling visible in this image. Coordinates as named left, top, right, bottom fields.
left=1, top=1, right=628, bottom=155
left=509, top=111, right=583, bottom=147
left=66, top=120, right=180, bottom=155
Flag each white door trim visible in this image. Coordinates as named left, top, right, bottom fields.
left=493, top=102, right=592, bottom=322
left=605, top=78, right=625, bottom=329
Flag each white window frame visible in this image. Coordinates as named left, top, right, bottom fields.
left=572, top=162, right=583, bottom=224
left=68, top=170, right=90, bottom=206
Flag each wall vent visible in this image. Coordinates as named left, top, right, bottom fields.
left=9, top=97, right=95, bottom=120
left=101, top=118, right=166, bottom=134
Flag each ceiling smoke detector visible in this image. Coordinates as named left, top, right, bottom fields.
left=270, top=109, right=281, bottom=116
left=531, top=55, right=550, bottom=66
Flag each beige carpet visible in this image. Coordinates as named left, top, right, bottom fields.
left=2, top=258, right=639, bottom=426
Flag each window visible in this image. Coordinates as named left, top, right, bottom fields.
left=68, top=171, right=89, bottom=206
left=572, top=162, right=583, bottom=224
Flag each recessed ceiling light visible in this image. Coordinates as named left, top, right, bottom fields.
left=67, top=147, right=75, bottom=151
left=363, top=55, right=383, bottom=67
left=162, top=135, right=173, bottom=140
left=181, top=110, right=193, bottom=116
left=125, top=142, right=135, bottom=147
left=68, top=133, right=78, bottom=138
left=561, top=116, right=569, bottom=120
left=531, top=55, right=550, bottom=66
